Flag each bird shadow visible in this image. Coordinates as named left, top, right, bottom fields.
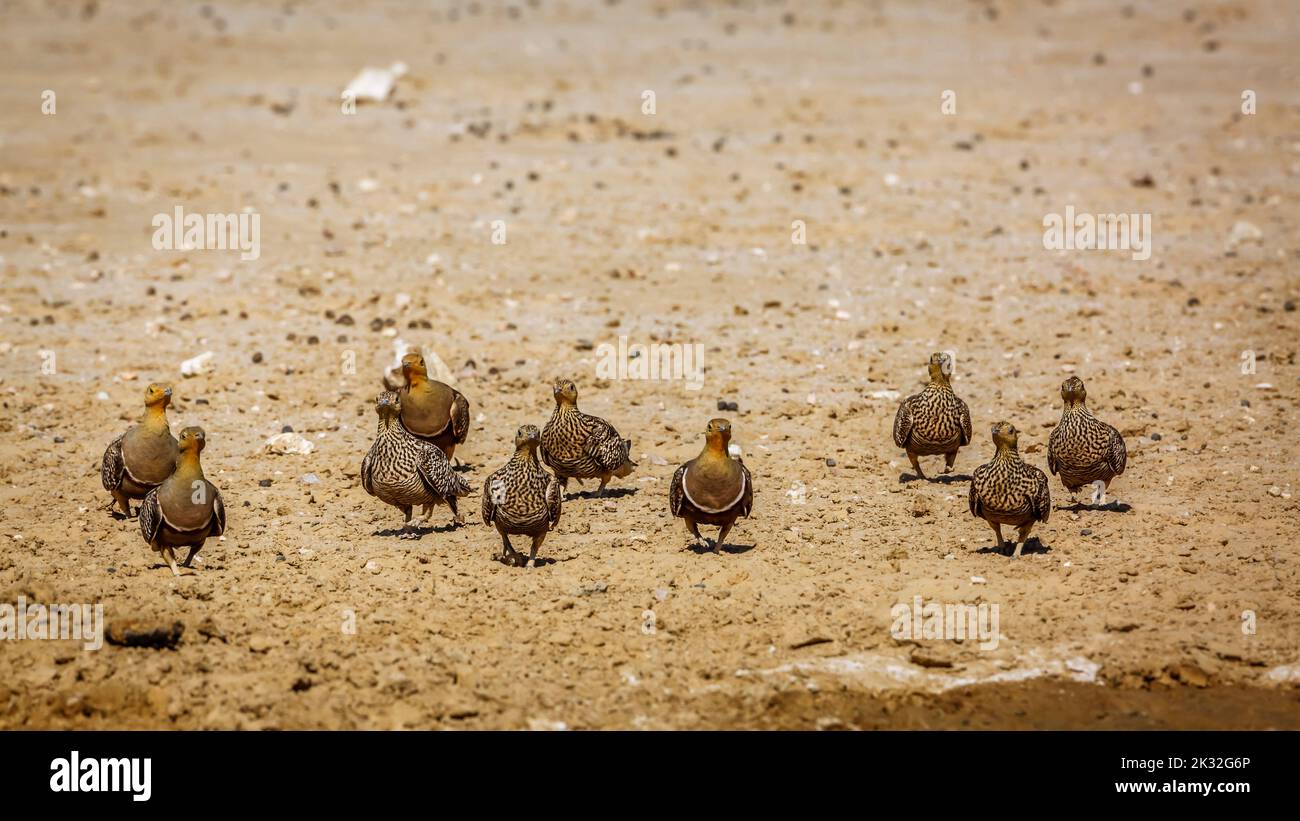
left=565, top=487, right=638, bottom=501
left=1058, top=501, right=1132, bottom=513
left=496, top=554, right=557, bottom=568
left=687, top=541, right=756, bottom=555
left=973, top=537, right=1050, bottom=557
left=899, top=473, right=971, bottom=484
left=373, top=521, right=465, bottom=539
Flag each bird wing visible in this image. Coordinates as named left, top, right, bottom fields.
left=668, top=463, right=687, bottom=517
left=139, top=488, right=163, bottom=545
left=360, top=448, right=375, bottom=496
left=738, top=459, right=754, bottom=518
left=957, top=397, right=972, bottom=446
left=1032, top=467, right=1051, bottom=523
left=585, top=417, right=631, bottom=472
left=892, top=398, right=913, bottom=449
left=101, top=432, right=126, bottom=491
left=545, top=473, right=562, bottom=527
left=449, top=389, right=471, bottom=444
left=417, top=444, right=469, bottom=498
left=1106, top=425, right=1127, bottom=476
left=1046, top=425, right=1060, bottom=475
left=210, top=485, right=227, bottom=537
left=480, top=468, right=500, bottom=527
left=968, top=465, right=984, bottom=517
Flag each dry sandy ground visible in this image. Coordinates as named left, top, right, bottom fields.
left=1, top=0, right=1298, bottom=729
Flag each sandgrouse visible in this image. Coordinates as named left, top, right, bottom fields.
left=101, top=382, right=179, bottom=517
left=1047, top=376, right=1127, bottom=506
left=481, top=425, right=562, bottom=568
left=969, top=422, right=1051, bottom=558
left=669, top=418, right=754, bottom=553
left=362, top=391, right=472, bottom=535
left=892, top=352, right=972, bottom=480
left=397, top=352, right=471, bottom=462
left=139, top=426, right=226, bottom=576
left=540, top=378, right=636, bottom=496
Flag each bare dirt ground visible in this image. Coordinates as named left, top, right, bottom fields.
left=1, top=0, right=1298, bottom=729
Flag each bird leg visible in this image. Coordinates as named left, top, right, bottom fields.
left=499, top=532, right=522, bottom=566
left=527, top=532, right=546, bottom=569
left=943, top=450, right=958, bottom=474
left=182, top=547, right=201, bottom=568
left=715, top=520, right=735, bottom=554
left=399, top=505, right=420, bottom=539
left=906, top=450, right=926, bottom=481
left=683, top=516, right=707, bottom=549
left=989, top=522, right=1006, bottom=555
left=1012, top=524, right=1034, bottom=559
left=1090, top=480, right=1106, bottom=508
left=162, top=547, right=180, bottom=577
left=112, top=491, right=134, bottom=517
left=596, top=476, right=610, bottom=497
left=447, top=497, right=465, bottom=526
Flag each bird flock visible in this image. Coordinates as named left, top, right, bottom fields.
left=100, top=349, right=1126, bottom=574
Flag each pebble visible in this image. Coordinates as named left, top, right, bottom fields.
left=717, top=400, right=739, bottom=412
left=301, top=474, right=319, bottom=485
left=825, top=458, right=836, bottom=467
left=258, top=479, right=272, bottom=487
left=1268, top=486, right=1282, bottom=497
left=252, top=352, right=263, bottom=364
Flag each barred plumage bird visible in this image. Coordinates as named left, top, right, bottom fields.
left=102, top=382, right=179, bottom=517
left=540, top=378, right=636, bottom=496
left=139, top=426, right=226, bottom=576
left=482, top=424, right=562, bottom=568
left=1047, top=376, right=1126, bottom=506
left=362, top=391, right=473, bottom=535
left=669, top=418, right=753, bottom=553
left=397, top=352, right=471, bottom=462
left=892, top=353, right=972, bottom=480
left=969, top=422, right=1050, bottom=559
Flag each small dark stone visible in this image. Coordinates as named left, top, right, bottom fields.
left=1241, top=399, right=1251, bottom=407
left=369, top=318, right=384, bottom=332
left=53, top=436, right=64, bottom=443
left=1285, top=300, right=1296, bottom=312
left=336, top=314, right=354, bottom=326
left=275, top=554, right=286, bottom=562
left=281, top=425, right=293, bottom=433
left=1150, top=432, right=1162, bottom=441
left=716, top=400, right=739, bottom=412
left=1187, top=297, right=1200, bottom=307
left=252, top=351, right=264, bottom=363
left=259, top=479, right=273, bottom=488
left=575, top=339, right=594, bottom=351
left=825, top=458, right=837, bottom=467
left=1081, top=529, right=1093, bottom=536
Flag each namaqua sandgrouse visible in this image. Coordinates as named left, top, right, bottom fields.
left=362, top=391, right=472, bottom=535
left=102, top=382, right=179, bottom=517
left=397, top=351, right=471, bottom=462
left=669, top=418, right=753, bottom=553
left=1047, top=376, right=1127, bottom=506
left=540, top=378, right=636, bottom=496
left=969, top=422, right=1051, bottom=559
left=139, top=426, right=226, bottom=576
left=892, top=352, right=972, bottom=480
left=481, top=424, right=562, bottom=568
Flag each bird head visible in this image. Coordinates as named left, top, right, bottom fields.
left=705, top=417, right=732, bottom=450
left=375, top=391, right=402, bottom=419
left=927, top=352, right=953, bottom=385
left=144, top=382, right=173, bottom=409
left=514, top=424, right=542, bottom=450
left=991, top=421, right=1019, bottom=451
left=552, top=378, right=578, bottom=405
left=1061, top=376, right=1087, bottom=408
left=400, top=352, right=428, bottom=383
left=178, top=426, right=206, bottom=454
